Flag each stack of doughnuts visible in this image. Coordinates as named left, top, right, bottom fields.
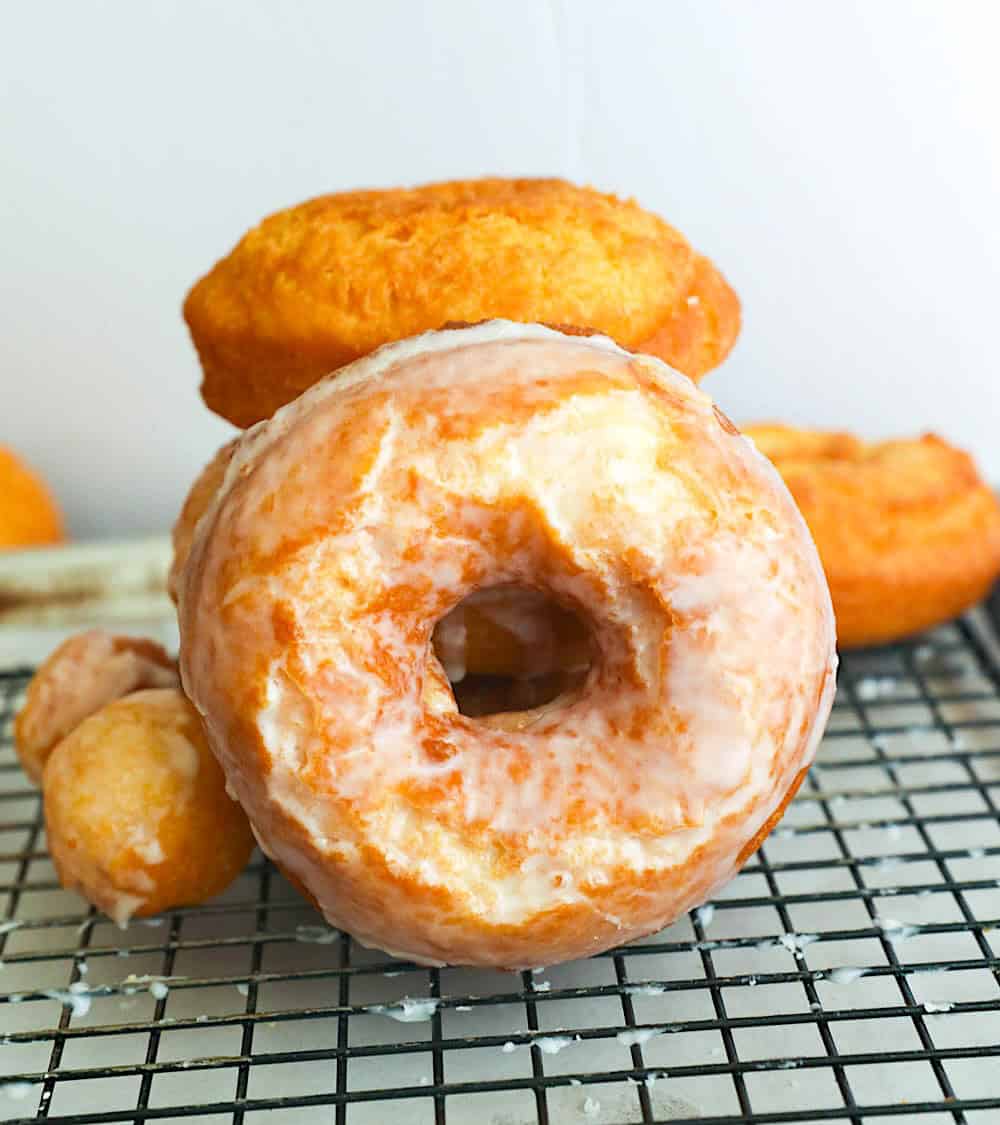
left=16, top=176, right=999, bottom=965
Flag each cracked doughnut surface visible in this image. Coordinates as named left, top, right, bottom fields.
left=178, top=322, right=834, bottom=967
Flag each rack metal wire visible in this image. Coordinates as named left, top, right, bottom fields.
left=1, top=600, right=999, bottom=1124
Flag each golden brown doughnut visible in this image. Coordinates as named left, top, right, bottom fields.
left=0, top=445, right=64, bottom=550
left=44, top=688, right=255, bottom=925
left=177, top=322, right=835, bottom=968
left=184, top=178, right=740, bottom=427
left=744, top=424, right=1000, bottom=648
left=14, top=629, right=178, bottom=784
left=168, top=440, right=237, bottom=604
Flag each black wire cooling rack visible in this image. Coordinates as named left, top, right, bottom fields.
left=2, top=602, right=1000, bottom=1124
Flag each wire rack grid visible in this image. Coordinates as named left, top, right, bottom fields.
left=1, top=601, right=1000, bottom=1124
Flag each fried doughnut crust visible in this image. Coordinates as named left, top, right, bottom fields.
left=185, top=178, right=740, bottom=427
left=43, top=689, right=255, bottom=925
left=745, top=424, right=1000, bottom=648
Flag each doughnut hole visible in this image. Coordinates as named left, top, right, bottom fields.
left=14, top=630, right=178, bottom=785
left=43, top=688, right=255, bottom=925
left=431, top=584, right=594, bottom=717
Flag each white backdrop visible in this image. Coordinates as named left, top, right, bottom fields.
left=3, top=0, right=999, bottom=538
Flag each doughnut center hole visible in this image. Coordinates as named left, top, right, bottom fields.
left=431, top=585, right=593, bottom=717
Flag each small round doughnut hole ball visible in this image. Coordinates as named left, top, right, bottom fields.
left=43, top=688, right=255, bottom=925
left=14, top=630, right=178, bottom=785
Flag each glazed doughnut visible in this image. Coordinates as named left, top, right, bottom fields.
left=44, top=688, right=255, bottom=925
left=744, top=424, right=1000, bottom=648
left=184, top=178, right=740, bottom=427
left=14, top=629, right=178, bottom=783
left=177, top=322, right=835, bottom=968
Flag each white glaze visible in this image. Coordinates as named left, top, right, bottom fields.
left=368, top=997, right=440, bottom=1022
left=616, top=1028, right=662, bottom=1047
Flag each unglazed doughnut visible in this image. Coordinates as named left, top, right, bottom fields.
left=44, top=688, right=255, bottom=925
left=14, top=629, right=178, bottom=783
left=184, top=178, right=740, bottom=427
left=745, top=424, right=1000, bottom=648
left=177, top=322, right=835, bottom=968
left=0, top=445, right=64, bottom=550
